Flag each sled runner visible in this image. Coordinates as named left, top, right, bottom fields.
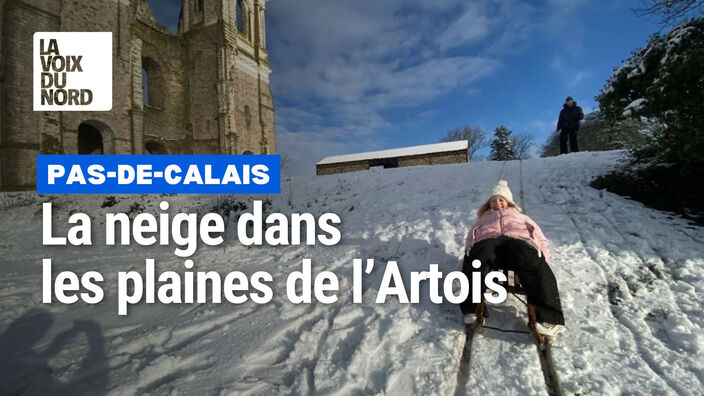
left=458, top=176, right=564, bottom=395
left=466, top=267, right=563, bottom=396
left=470, top=269, right=547, bottom=344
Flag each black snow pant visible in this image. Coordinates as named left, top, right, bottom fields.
left=559, top=127, right=579, bottom=154
left=460, top=237, right=565, bottom=325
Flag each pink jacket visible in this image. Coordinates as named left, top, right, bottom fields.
left=465, top=208, right=550, bottom=260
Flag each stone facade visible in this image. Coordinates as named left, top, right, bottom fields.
left=0, top=0, right=275, bottom=191
left=316, top=149, right=469, bottom=176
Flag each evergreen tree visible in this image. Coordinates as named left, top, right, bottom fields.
left=597, top=17, right=704, bottom=168
left=490, top=125, right=516, bottom=161
left=593, top=17, right=704, bottom=222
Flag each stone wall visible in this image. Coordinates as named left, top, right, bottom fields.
left=185, top=22, right=222, bottom=154
left=59, top=0, right=133, bottom=155
left=0, top=0, right=276, bottom=191
left=397, top=150, right=468, bottom=167
left=0, top=0, right=61, bottom=190
left=222, top=0, right=274, bottom=155
left=316, top=161, right=370, bottom=176
left=137, top=17, right=188, bottom=154
left=316, top=149, right=468, bottom=176
left=0, top=0, right=5, bottom=188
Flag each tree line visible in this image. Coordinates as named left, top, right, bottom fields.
left=438, top=124, right=534, bottom=161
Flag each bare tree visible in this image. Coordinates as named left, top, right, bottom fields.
left=512, top=133, right=535, bottom=160
left=635, top=0, right=704, bottom=24
left=439, top=125, right=487, bottom=160
left=280, top=152, right=291, bottom=170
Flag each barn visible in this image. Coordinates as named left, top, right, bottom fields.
left=316, top=141, right=468, bottom=175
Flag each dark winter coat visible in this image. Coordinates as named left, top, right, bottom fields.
left=556, top=102, right=584, bottom=131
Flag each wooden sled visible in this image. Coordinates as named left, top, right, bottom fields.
left=471, top=268, right=547, bottom=345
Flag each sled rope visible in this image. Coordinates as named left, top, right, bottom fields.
left=519, top=159, right=526, bottom=213
left=517, top=159, right=562, bottom=395
left=481, top=325, right=530, bottom=335
left=455, top=161, right=510, bottom=395
left=498, top=160, right=507, bottom=180
left=457, top=158, right=562, bottom=395
left=513, top=293, right=528, bottom=307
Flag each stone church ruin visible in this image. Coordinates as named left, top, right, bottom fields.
left=0, top=0, right=276, bottom=190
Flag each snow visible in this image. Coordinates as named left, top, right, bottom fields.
left=623, top=98, right=647, bottom=117
left=615, top=21, right=698, bottom=86
left=626, top=60, right=646, bottom=79
left=625, top=98, right=647, bottom=111
left=316, top=140, right=468, bottom=165
left=1, top=150, right=703, bottom=395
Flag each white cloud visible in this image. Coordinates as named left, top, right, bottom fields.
left=527, top=118, right=558, bottom=139
left=546, top=0, right=589, bottom=13
left=436, top=3, right=491, bottom=51
left=571, top=70, right=589, bottom=86
left=277, top=128, right=384, bottom=178
left=550, top=54, right=564, bottom=70
left=267, top=0, right=592, bottom=176
left=550, top=53, right=594, bottom=88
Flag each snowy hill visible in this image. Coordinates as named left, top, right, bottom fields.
left=1, top=151, right=703, bottom=395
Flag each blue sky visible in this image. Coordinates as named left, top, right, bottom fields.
left=147, top=0, right=663, bottom=176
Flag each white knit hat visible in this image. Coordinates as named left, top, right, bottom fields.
left=486, top=180, right=521, bottom=211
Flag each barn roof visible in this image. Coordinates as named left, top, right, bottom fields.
left=316, top=141, right=468, bottom=165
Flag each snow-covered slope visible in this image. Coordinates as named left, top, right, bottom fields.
left=1, top=151, right=702, bottom=395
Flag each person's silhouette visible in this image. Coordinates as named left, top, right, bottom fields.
left=0, top=309, right=108, bottom=395
left=1, top=309, right=54, bottom=394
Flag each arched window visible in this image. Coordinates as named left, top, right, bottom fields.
left=78, top=123, right=104, bottom=154
left=141, top=57, right=164, bottom=109
left=142, top=68, right=149, bottom=105
left=145, top=141, right=168, bottom=155
left=242, top=150, right=254, bottom=155
left=236, top=0, right=246, bottom=35
left=259, top=9, right=266, bottom=46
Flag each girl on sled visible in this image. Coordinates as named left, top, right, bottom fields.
left=461, top=180, right=565, bottom=337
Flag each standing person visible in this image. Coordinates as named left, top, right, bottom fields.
left=460, top=180, right=565, bottom=337
left=556, top=96, right=584, bottom=154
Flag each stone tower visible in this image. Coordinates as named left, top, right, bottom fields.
left=0, top=0, right=276, bottom=191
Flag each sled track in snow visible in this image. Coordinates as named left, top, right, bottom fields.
left=559, top=186, right=699, bottom=394
left=518, top=161, right=564, bottom=396
left=535, top=337, right=563, bottom=396
left=454, top=160, right=564, bottom=396
left=564, top=192, right=676, bottom=392
left=454, top=322, right=479, bottom=396
left=453, top=321, right=564, bottom=396
left=453, top=162, right=510, bottom=396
